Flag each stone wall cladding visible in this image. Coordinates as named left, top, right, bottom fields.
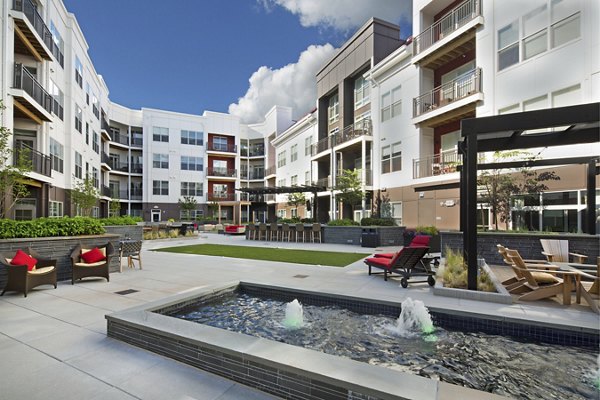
left=322, top=226, right=405, bottom=246
left=104, top=225, right=143, bottom=241
left=441, top=232, right=600, bottom=265
left=0, top=234, right=122, bottom=286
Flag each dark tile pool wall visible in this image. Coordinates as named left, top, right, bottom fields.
left=107, top=320, right=381, bottom=400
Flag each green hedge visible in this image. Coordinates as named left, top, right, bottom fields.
left=360, top=218, right=395, bottom=226
left=0, top=217, right=105, bottom=239
left=327, top=219, right=360, bottom=226
left=99, top=216, right=143, bottom=226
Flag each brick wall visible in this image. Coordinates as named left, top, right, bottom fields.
left=441, top=232, right=599, bottom=265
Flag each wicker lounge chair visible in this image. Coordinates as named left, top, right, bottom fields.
left=364, top=246, right=432, bottom=287
left=0, top=248, right=57, bottom=297
left=70, top=242, right=114, bottom=284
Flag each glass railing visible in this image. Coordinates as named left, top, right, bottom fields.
left=413, top=68, right=481, bottom=117
left=413, top=0, right=481, bottom=55
left=13, top=63, right=52, bottom=113
left=12, top=0, right=54, bottom=53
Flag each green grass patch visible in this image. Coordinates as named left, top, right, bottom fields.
left=154, top=244, right=366, bottom=267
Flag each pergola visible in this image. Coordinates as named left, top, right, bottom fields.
left=236, top=185, right=326, bottom=222
left=459, top=102, right=600, bottom=290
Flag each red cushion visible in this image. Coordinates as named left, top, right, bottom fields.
left=81, top=247, right=106, bottom=263
left=11, top=250, right=37, bottom=271
left=410, top=235, right=430, bottom=247
left=373, top=253, right=394, bottom=259
left=365, top=257, right=392, bottom=270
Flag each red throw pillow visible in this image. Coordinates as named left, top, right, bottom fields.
left=81, top=247, right=106, bottom=263
left=11, top=249, right=37, bottom=271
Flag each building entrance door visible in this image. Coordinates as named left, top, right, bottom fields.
left=151, top=209, right=161, bottom=222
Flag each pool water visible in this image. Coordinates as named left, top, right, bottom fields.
left=170, top=293, right=599, bottom=400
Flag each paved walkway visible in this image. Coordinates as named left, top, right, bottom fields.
left=1, top=233, right=598, bottom=400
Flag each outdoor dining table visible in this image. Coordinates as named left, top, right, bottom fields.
left=554, top=262, right=599, bottom=313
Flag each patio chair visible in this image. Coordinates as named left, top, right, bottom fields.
left=364, top=246, right=433, bottom=287
left=540, top=239, right=587, bottom=263
left=281, top=223, right=292, bottom=242
left=310, top=223, right=322, bottom=243
left=269, top=222, right=279, bottom=241
left=295, top=223, right=305, bottom=242
left=373, top=235, right=440, bottom=266
left=497, top=244, right=552, bottom=293
left=70, top=242, right=114, bottom=284
left=257, top=223, right=268, bottom=241
left=119, top=240, right=142, bottom=272
left=0, top=248, right=57, bottom=297
left=246, top=223, right=256, bottom=240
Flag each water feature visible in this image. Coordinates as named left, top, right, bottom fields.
left=171, top=292, right=599, bottom=400
left=282, top=299, right=304, bottom=329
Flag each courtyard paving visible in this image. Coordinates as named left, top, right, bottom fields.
left=0, top=233, right=598, bottom=400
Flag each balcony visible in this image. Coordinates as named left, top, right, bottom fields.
left=130, top=189, right=143, bottom=201
left=101, top=152, right=111, bottom=170
left=333, top=118, right=372, bottom=147
left=240, top=145, right=265, bottom=157
left=11, top=0, right=54, bottom=61
left=14, top=143, right=51, bottom=177
left=207, top=192, right=236, bottom=202
left=111, top=133, right=129, bottom=146
left=130, top=163, right=143, bottom=174
left=101, top=185, right=111, bottom=198
left=412, top=68, right=482, bottom=125
left=315, top=176, right=332, bottom=189
left=311, top=136, right=332, bottom=156
left=207, top=167, right=237, bottom=178
left=240, top=170, right=265, bottom=180
left=413, top=149, right=462, bottom=179
left=131, top=137, right=143, bottom=148
left=206, top=142, right=237, bottom=153
left=413, top=0, right=482, bottom=69
left=265, top=166, right=276, bottom=177
left=12, top=63, right=52, bottom=122
left=100, top=117, right=111, bottom=140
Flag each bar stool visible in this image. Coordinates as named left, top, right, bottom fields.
left=258, top=223, right=268, bottom=241
left=311, top=223, right=322, bottom=243
left=295, top=223, right=305, bottom=243
left=269, top=222, right=279, bottom=241
left=281, top=223, right=291, bottom=242
left=247, top=223, right=256, bottom=240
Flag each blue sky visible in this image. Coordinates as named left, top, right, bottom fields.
left=63, top=0, right=412, bottom=123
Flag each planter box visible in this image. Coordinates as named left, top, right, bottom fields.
left=0, top=234, right=121, bottom=287
left=104, top=225, right=143, bottom=241
left=433, top=263, right=512, bottom=304
left=322, top=226, right=405, bottom=246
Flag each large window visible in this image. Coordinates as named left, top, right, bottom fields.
left=381, top=86, right=402, bottom=122
left=212, top=136, right=228, bottom=151
left=49, top=138, right=64, bottom=173
left=153, top=180, right=169, bottom=195
left=291, top=175, right=298, bottom=186
left=181, top=130, right=203, bottom=146
left=75, top=104, right=82, bottom=133
left=327, top=93, right=339, bottom=124
left=277, top=150, right=286, bottom=168
left=92, top=167, right=99, bottom=188
left=49, top=79, right=64, bottom=119
left=49, top=201, right=63, bottom=218
left=50, top=21, right=64, bottom=67
left=181, top=156, right=203, bottom=171
left=278, top=178, right=286, bottom=187
left=92, top=131, right=99, bottom=153
left=523, top=5, right=548, bottom=60
left=498, top=21, right=519, bottom=70
left=153, top=126, right=169, bottom=142
left=74, top=151, right=82, bottom=179
left=152, top=153, right=169, bottom=169
left=354, top=75, right=370, bottom=109
left=390, top=202, right=402, bottom=225
left=305, top=171, right=311, bottom=185
left=74, top=56, right=83, bottom=87
left=305, top=136, right=312, bottom=156
left=290, top=144, right=298, bottom=162
left=381, top=142, right=401, bottom=174
left=181, top=182, right=203, bottom=196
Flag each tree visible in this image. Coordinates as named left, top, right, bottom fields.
left=287, top=192, right=306, bottom=207
left=109, top=199, right=121, bottom=217
left=0, top=100, right=30, bottom=219
left=178, top=196, right=198, bottom=220
left=335, top=169, right=364, bottom=214
left=70, top=175, right=99, bottom=217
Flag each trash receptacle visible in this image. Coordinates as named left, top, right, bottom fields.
left=361, top=228, right=379, bottom=247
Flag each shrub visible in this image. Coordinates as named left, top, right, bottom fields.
left=415, top=225, right=439, bottom=235
left=440, top=247, right=495, bottom=292
left=169, top=229, right=179, bottom=238
left=99, top=216, right=142, bottom=226
left=0, top=217, right=105, bottom=239
left=278, top=218, right=301, bottom=224
left=327, top=219, right=360, bottom=226
left=361, top=217, right=395, bottom=226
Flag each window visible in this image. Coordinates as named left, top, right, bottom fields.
left=291, top=175, right=298, bottom=186
left=75, top=105, right=82, bottom=133
left=74, top=56, right=83, bottom=88
left=153, top=153, right=169, bottom=169
left=212, top=136, right=229, bottom=151
left=85, top=122, right=89, bottom=144
left=291, top=208, right=298, bottom=218
left=50, top=21, right=64, bottom=67
left=305, top=136, right=312, bottom=156
left=92, top=207, right=100, bottom=218
left=49, top=79, right=64, bottom=119
left=92, top=94, right=99, bottom=118
left=153, top=126, right=169, bottom=142
left=390, top=202, right=402, bottom=225
left=328, top=93, right=339, bottom=124
left=180, top=209, right=203, bottom=220
left=92, top=167, right=99, bottom=188
left=277, top=150, right=286, bottom=168
left=523, top=5, right=548, bottom=60
left=277, top=209, right=286, bottom=218
left=74, top=151, right=82, bottom=179
left=132, top=128, right=143, bottom=146
left=278, top=178, right=286, bottom=187
left=381, top=142, right=402, bottom=174
left=85, top=82, right=90, bottom=105
left=49, top=201, right=63, bottom=217
left=153, top=180, right=169, bottom=195
left=92, top=131, right=99, bottom=153
left=181, top=182, right=203, bottom=196
left=49, top=138, right=64, bottom=173
left=552, top=13, right=580, bottom=48
left=305, top=171, right=311, bottom=185
left=290, top=144, right=298, bottom=162
left=354, top=75, right=370, bottom=109
left=552, top=84, right=580, bottom=107
left=498, top=21, right=519, bottom=70
left=181, top=130, right=203, bottom=146
left=181, top=156, right=204, bottom=171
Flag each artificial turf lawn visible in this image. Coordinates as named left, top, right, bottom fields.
left=154, top=244, right=366, bottom=267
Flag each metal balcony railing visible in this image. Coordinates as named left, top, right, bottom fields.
left=240, top=193, right=266, bottom=202
left=413, top=68, right=481, bottom=117
left=101, top=117, right=110, bottom=132
left=264, top=194, right=276, bottom=202
left=130, top=163, right=143, bottom=174
left=315, top=177, right=331, bottom=189
left=265, top=166, right=276, bottom=176
left=311, top=136, right=332, bottom=156
left=119, top=190, right=129, bottom=200
left=206, top=192, right=236, bottom=201
left=101, top=185, right=111, bottom=197
left=413, top=0, right=481, bottom=55
left=240, top=145, right=265, bottom=157
left=207, top=167, right=237, bottom=178
left=51, top=98, right=63, bottom=120
left=14, top=142, right=51, bottom=177
left=206, top=142, right=237, bottom=153
left=12, top=0, right=54, bottom=53
left=240, top=170, right=265, bottom=180
left=413, top=149, right=463, bottom=179
left=130, top=189, right=143, bottom=200
left=13, top=63, right=52, bottom=113
left=51, top=43, right=64, bottom=68
left=334, top=118, right=372, bottom=146
left=131, top=137, right=143, bottom=147
left=111, top=133, right=129, bottom=146
left=101, top=152, right=110, bottom=165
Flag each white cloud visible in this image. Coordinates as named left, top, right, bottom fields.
left=260, top=0, right=411, bottom=32
left=229, top=44, right=336, bottom=124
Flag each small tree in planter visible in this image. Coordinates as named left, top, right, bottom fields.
left=178, top=196, right=198, bottom=220
left=335, top=169, right=364, bottom=219
left=70, top=175, right=99, bottom=217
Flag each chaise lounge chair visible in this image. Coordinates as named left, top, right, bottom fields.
left=373, top=235, right=440, bottom=266
left=0, top=248, right=57, bottom=297
left=364, top=246, right=433, bottom=287
left=70, top=242, right=114, bottom=284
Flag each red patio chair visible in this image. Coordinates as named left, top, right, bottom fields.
left=364, top=246, right=434, bottom=287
